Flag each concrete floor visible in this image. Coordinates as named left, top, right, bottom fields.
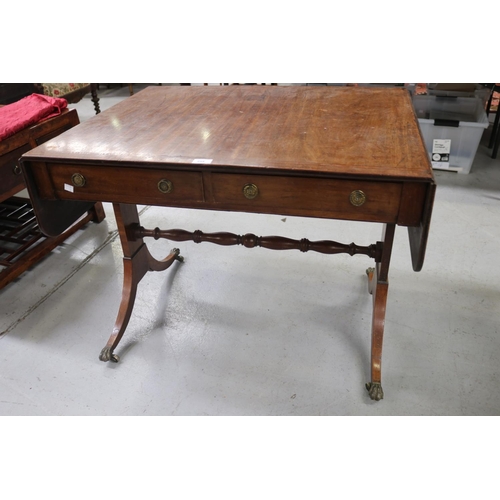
left=1, top=84, right=499, bottom=415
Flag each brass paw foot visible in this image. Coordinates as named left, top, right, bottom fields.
left=173, top=248, right=185, bottom=263
left=99, top=347, right=120, bottom=363
left=366, top=382, right=384, bottom=401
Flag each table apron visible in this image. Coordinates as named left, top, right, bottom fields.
left=33, top=162, right=430, bottom=225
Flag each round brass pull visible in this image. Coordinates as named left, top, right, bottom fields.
left=158, top=179, right=173, bottom=194
left=13, top=164, right=22, bottom=175
left=243, top=183, right=259, bottom=200
left=349, top=190, right=366, bottom=206
left=71, top=173, right=86, bottom=187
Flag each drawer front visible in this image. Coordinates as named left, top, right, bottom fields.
left=48, top=164, right=204, bottom=205
left=0, top=145, right=29, bottom=199
left=211, top=173, right=402, bottom=222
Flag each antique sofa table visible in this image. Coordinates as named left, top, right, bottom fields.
left=21, top=85, right=435, bottom=401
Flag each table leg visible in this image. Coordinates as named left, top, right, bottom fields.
left=90, top=202, right=106, bottom=223
left=99, top=203, right=183, bottom=362
left=365, top=223, right=395, bottom=401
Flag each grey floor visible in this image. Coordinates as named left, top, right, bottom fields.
left=1, top=84, right=499, bottom=416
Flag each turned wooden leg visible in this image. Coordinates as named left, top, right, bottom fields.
left=99, top=204, right=183, bottom=362
left=365, top=224, right=395, bottom=401
left=90, top=83, right=100, bottom=114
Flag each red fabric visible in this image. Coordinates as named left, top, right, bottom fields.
left=0, top=93, right=68, bottom=141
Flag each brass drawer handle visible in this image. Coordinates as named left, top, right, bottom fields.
left=71, top=173, right=86, bottom=187
left=243, top=183, right=259, bottom=200
left=349, top=190, right=366, bottom=206
left=158, top=179, right=173, bottom=194
left=13, top=164, right=22, bottom=175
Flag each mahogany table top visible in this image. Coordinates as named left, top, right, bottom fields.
left=24, top=85, right=433, bottom=181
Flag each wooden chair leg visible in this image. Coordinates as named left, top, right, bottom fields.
left=90, top=83, right=100, bottom=114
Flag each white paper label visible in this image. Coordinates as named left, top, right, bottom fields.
left=431, top=139, right=451, bottom=169
left=64, top=183, right=74, bottom=193
left=192, top=158, right=213, bottom=164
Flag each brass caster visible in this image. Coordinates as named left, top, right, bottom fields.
left=366, top=382, right=384, bottom=401
left=173, top=248, right=185, bottom=263
left=99, top=346, right=119, bottom=363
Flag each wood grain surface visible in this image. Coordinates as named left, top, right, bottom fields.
left=23, top=86, right=433, bottom=180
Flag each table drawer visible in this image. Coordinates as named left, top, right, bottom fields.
left=211, top=173, right=402, bottom=222
left=48, top=164, right=204, bottom=205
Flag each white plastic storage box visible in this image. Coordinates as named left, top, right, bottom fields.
left=412, top=95, right=489, bottom=174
